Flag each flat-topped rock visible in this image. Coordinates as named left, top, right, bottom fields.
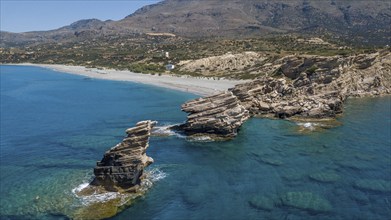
left=180, top=91, right=250, bottom=139
left=90, top=120, right=157, bottom=191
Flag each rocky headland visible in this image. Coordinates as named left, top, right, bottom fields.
left=179, top=50, right=391, bottom=139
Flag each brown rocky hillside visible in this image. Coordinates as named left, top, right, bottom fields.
left=1, top=0, right=390, bottom=47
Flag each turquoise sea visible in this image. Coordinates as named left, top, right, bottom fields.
left=1, top=65, right=390, bottom=220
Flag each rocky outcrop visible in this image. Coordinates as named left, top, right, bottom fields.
left=90, top=120, right=156, bottom=191
left=180, top=91, right=250, bottom=138
left=229, top=76, right=345, bottom=119
left=179, top=51, right=390, bottom=138
left=71, top=120, right=158, bottom=219
left=230, top=51, right=390, bottom=119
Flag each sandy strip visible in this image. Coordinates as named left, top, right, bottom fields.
left=9, top=63, right=249, bottom=96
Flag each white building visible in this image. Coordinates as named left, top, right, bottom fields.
left=165, top=64, right=175, bottom=70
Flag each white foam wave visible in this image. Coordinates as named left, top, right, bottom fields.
left=188, top=135, right=214, bottom=142
left=152, top=124, right=185, bottom=138
left=71, top=168, right=167, bottom=206
left=72, top=182, right=89, bottom=194
left=297, top=122, right=320, bottom=131
left=140, top=168, right=167, bottom=189
left=146, top=168, right=167, bottom=182
left=80, top=192, right=123, bottom=205
left=72, top=182, right=126, bottom=205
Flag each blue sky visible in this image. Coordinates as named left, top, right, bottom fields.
left=0, top=0, right=160, bottom=33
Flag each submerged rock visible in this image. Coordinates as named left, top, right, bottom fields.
left=292, top=119, right=343, bottom=133
left=337, top=160, right=372, bottom=170
left=280, top=191, right=332, bottom=213
left=259, top=157, right=284, bottom=166
left=249, top=195, right=275, bottom=211
left=181, top=183, right=216, bottom=207
left=350, top=191, right=370, bottom=205
left=309, top=171, right=340, bottom=183
left=90, top=120, right=157, bottom=192
left=354, top=179, right=391, bottom=192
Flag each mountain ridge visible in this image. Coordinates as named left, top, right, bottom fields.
left=1, top=0, right=390, bottom=47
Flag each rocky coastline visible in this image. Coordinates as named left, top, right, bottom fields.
left=74, top=51, right=390, bottom=218
left=179, top=51, right=390, bottom=139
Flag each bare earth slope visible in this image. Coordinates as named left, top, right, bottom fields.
left=118, top=0, right=390, bottom=44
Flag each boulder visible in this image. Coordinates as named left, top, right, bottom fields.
left=258, top=101, right=270, bottom=111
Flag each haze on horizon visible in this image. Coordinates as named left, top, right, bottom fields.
left=0, top=0, right=160, bottom=33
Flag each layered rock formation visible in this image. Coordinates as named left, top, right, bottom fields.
left=90, top=120, right=156, bottom=191
left=180, top=51, right=390, bottom=138
left=230, top=50, right=390, bottom=119
left=229, top=76, right=345, bottom=119
left=180, top=91, right=250, bottom=138
left=71, top=120, right=157, bottom=219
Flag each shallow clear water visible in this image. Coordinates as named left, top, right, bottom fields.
left=1, top=65, right=390, bottom=219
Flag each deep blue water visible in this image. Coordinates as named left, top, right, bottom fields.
left=1, top=65, right=390, bottom=220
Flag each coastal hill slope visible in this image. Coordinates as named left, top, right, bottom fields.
left=1, top=0, right=390, bottom=47
left=118, top=0, right=390, bottom=44
left=0, top=19, right=115, bottom=47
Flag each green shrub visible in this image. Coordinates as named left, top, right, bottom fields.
left=128, top=63, right=165, bottom=74
left=306, top=65, right=318, bottom=74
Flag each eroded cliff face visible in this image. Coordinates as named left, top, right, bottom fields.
left=91, top=120, right=156, bottom=192
left=180, top=51, right=391, bottom=139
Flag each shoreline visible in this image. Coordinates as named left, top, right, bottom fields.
left=5, top=63, right=248, bottom=96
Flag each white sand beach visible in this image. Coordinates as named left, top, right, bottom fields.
left=12, top=63, right=248, bottom=96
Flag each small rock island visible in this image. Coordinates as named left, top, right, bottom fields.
left=74, top=120, right=157, bottom=219
left=90, top=120, right=157, bottom=192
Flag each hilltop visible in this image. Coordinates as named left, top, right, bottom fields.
left=1, top=0, right=390, bottom=47
left=119, top=0, right=390, bottom=45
